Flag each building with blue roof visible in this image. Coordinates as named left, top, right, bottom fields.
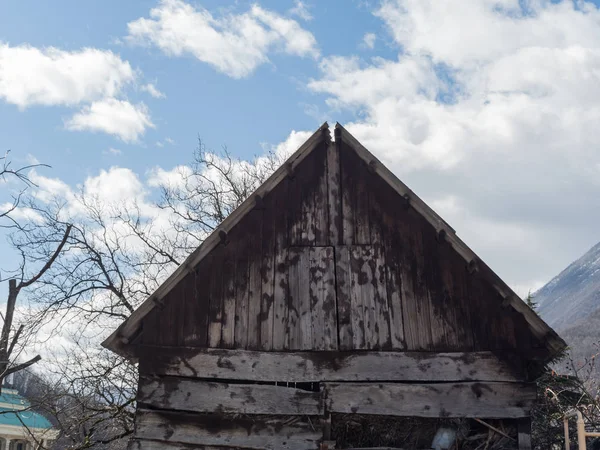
left=0, top=389, right=57, bottom=450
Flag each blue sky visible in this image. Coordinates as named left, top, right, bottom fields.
left=3, top=0, right=600, bottom=300
left=0, top=0, right=390, bottom=186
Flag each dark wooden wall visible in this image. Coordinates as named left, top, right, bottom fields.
left=139, top=139, right=538, bottom=354
left=131, top=136, right=539, bottom=450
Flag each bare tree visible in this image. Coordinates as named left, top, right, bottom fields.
left=1, top=150, right=49, bottom=225
left=0, top=223, right=71, bottom=390
left=1, top=151, right=70, bottom=390
left=10, top=140, right=285, bottom=448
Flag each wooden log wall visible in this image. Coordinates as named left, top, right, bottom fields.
left=132, top=347, right=535, bottom=449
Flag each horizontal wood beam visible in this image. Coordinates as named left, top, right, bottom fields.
left=325, top=382, right=536, bottom=419
left=138, top=346, right=523, bottom=382
left=138, top=375, right=322, bottom=416
left=135, top=409, right=321, bottom=450
left=129, top=439, right=229, bottom=450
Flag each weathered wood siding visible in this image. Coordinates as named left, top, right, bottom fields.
left=139, top=139, right=539, bottom=354
left=138, top=347, right=524, bottom=382
left=130, top=131, right=543, bottom=450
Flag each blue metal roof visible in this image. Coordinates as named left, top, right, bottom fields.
left=0, top=389, right=53, bottom=429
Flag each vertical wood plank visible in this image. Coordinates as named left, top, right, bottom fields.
left=272, top=179, right=289, bottom=350
left=141, top=307, right=160, bottom=345
left=288, top=247, right=311, bottom=350
left=354, top=163, right=371, bottom=245
left=468, top=274, right=492, bottom=351
left=175, top=279, right=186, bottom=346
left=289, top=151, right=321, bottom=246
left=335, top=246, right=353, bottom=350
left=273, top=249, right=289, bottom=350
left=157, top=289, right=176, bottom=346
left=326, top=142, right=341, bottom=246
left=322, top=246, right=338, bottom=350
left=439, top=242, right=473, bottom=350
left=247, top=210, right=263, bottom=349
left=349, top=247, right=367, bottom=349
left=193, top=259, right=211, bottom=347
left=298, top=249, right=312, bottom=350
left=182, top=270, right=205, bottom=346
left=386, top=251, right=406, bottom=350
left=260, top=192, right=276, bottom=351
left=309, top=247, right=337, bottom=350
left=221, top=253, right=236, bottom=348
left=400, top=217, right=433, bottom=350
left=369, top=178, right=385, bottom=246
left=314, top=145, right=329, bottom=246
left=207, top=253, right=223, bottom=348
left=272, top=178, right=289, bottom=350
left=234, top=252, right=249, bottom=349
left=340, top=144, right=355, bottom=246
left=373, top=245, right=392, bottom=349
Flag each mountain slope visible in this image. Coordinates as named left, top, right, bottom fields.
left=536, top=241, right=600, bottom=332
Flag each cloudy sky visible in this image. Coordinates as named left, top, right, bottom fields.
left=2, top=0, right=600, bottom=297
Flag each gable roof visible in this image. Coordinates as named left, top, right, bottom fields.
left=102, top=122, right=566, bottom=361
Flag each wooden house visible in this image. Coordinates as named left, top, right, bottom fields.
left=103, top=123, right=566, bottom=450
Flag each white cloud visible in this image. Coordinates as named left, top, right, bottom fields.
left=65, top=99, right=154, bottom=143
left=289, top=1, right=313, bottom=21
left=0, top=43, right=135, bottom=108
left=0, top=42, right=158, bottom=142
left=302, top=0, right=600, bottom=291
left=362, top=32, right=376, bottom=49
left=126, top=0, right=319, bottom=78
left=0, top=203, right=44, bottom=223
left=141, top=82, right=166, bottom=98
left=103, top=147, right=122, bottom=156
left=164, top=137, right=175, bottom=145
left=82, top=167, right=147, bottom=205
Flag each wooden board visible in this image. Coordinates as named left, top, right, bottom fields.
left=309, top=247, right=338, bottom=350
left=325, top=382, right=536, bottom=418
left=349, top=246, right=391, bottom=350
left=272, top=178, right=289, bottom=351
left=288, top=247, right=311, bottom=350
left=138, top=376, right=322, bottom=415
left=246, top=210, right=263, bottom=349
left=234, top=251, right=249, bottom=349
left=135, top=409, right=321, bottom=450
left=326, top=141, right=341, bottom=246
left=207, top=253, right=224, bottom=347
left=259, top=190, right=276, bottom=351
left=220, top=254, right=236, bottom=349
left=335, top=246, right=353, bottom=350
left=139, top=346, right=524, bottom=382
left=129, top=439, right=237, bottom=450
